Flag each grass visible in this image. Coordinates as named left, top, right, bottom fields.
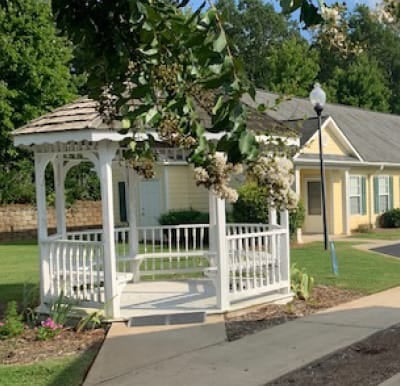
left=349, top=229, right=400, bottom=241
left=292, top=241, right=400, bottom=294
left=0, top=351, right=96, bottom=386
left=0, top=240, right=39, bottom=305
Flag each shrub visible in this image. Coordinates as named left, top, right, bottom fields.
left=0, top=301, right=25, bottom=339
left=159, top=209, right=209, bottom=246
left=159, top=209, right=209, bottom=225
left=231, top=182, right=305, bottom=236
left=231, top=182, right=269, bottom=223
left=380, top=208, right=400, bottom=228
left=291, top=264, right=314, bottom=300
left=289, top=200, right=305, bottom=236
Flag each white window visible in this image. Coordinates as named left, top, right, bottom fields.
left=349, top=176, right=362, bottom=215
left=378, top=176, right=390, bottom=213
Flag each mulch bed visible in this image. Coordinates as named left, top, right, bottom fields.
left=0, top=327, right=106, bottom=365
left=225, top=285, right=362, bottom=341
left=267, top=324, right=400, bottom=386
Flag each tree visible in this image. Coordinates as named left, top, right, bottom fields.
left=0, top=0, right=77, bottom=162
left=0, top=0, right=80, bottom=204
left=215, top=0, right=319, bottom=94
left=216, top=0, right=299, bottom=87
left=51, top=0, right=329, bottom=208
left=264, top=36, right=319, bottom=96
left=348, top=5, right=400, bottom=113
left=328, top=54, right=390, bottom=111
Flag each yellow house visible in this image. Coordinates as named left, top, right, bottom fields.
left=252, top=91, right=400, bottom=236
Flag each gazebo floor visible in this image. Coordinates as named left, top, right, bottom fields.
left=119, top=279, right=219, bottom=319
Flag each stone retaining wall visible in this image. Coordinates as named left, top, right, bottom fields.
left=0, top=201, right=102, bottom=241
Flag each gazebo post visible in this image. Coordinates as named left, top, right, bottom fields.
left=210, top=192, right=229, bottom=311
left=34, top=152, right=52, bottom=311
left=279, top=209, right=291, bottom=294
left=53, top=155, right=66, bottom=238
left=98, top=141, right=119, bottom=318
left=127, top=167, right=140, bottom=281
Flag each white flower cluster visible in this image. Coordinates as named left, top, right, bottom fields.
left=374, top=0, right=396, bottom=23
left=321, top=5, right=340, bottom=24
left=194, top=152, right=242, bottom=203
left=248, top=156, right=298, bottom=210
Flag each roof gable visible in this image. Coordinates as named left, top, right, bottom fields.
left=249, top=91, right=400, bottom=164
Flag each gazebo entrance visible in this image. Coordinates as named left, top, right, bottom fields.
left=13, top=98, right=292, bottom=319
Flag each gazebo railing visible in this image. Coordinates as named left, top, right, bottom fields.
left=67, top=224, right=211, bottom=277
left=226, top=226, right=290, bottom=302
left=63, top=220, right=290, bottom=292
left=42, top=238, right=105, bottom=305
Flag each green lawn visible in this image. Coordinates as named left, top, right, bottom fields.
left=292, top=241, right=400, bottom=294
left=0, top=351, right=96, bottom=386
left=0, top=240, right=39, bottom=305
left=349, top=229, right=400, bottom=240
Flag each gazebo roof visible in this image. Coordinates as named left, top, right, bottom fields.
left=13, top=98, right=105, bottom=135
left=13, top=96, right=292, bottom=137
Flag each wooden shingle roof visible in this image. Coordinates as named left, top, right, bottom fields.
left=13, top=98, right=103, bottom=135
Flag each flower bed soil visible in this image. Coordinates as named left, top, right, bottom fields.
left=0, top=327, right=106, bottom=365
left=266, top=324, right=400, bottom=386
left=225, top=285, right=362, bottom=341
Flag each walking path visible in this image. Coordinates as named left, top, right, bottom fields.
left=85, top=286, right=400, bottom=386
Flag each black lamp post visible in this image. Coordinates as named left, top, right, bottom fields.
left=310, top=83, right=329, bottom=250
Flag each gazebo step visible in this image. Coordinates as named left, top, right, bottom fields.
left=127, top=312, right=206, bottom=327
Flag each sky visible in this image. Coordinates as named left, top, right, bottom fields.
left=189, top=0, right=379, bottom=13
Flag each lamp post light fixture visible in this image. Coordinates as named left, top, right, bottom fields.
left=310, top=83, right=329, bottom=250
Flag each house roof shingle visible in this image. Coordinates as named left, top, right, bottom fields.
left=245, top=90, right=400, bottom=163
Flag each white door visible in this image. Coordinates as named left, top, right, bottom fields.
left=139, top=180, right=162, bottom=226
left=304, top=180, right=323, bottom=233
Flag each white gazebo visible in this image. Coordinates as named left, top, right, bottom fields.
left=13, top=98, right=292, bottom=319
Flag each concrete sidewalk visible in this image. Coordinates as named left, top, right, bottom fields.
left=85, top=287, right=400, bottom=386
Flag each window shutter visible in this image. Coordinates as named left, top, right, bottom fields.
left=374, top=176, right=379, bottom=214
left=389, top=176, right=394, bottom=210
left=118, top=181, right=127, bottom=222
left=361, top=176, right=367, bottom=215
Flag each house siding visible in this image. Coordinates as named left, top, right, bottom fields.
left=348, top=168, right=400, bottom=231
left=302, top=123, right=349, bottom=157
left=167, top=165, right=208, bottom=212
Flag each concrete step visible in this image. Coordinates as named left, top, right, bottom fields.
left=127, top=311, right=206, bottom=327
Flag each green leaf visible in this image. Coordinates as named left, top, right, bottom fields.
left=213, top=31, right=227, bottom=53
left=212, top=96, right=224, bottom=115
left=145, top=107, right=160, bottom=124
left=239, top=131, right=257, bottom=156
left=122, top=119, right=131, bottom=129
left=138, top=48, right=158, bottom=56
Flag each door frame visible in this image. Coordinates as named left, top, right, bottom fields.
left=303, top=177, right=323, bottom=233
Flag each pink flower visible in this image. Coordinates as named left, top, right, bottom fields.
left=41, top=317, right=62, bottom=330
left=0, top=322, right=4, bottom=327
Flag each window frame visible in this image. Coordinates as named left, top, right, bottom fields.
left=349, top=175, right=362, bottom=215
left=377, top=175, right=390, bottom=213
